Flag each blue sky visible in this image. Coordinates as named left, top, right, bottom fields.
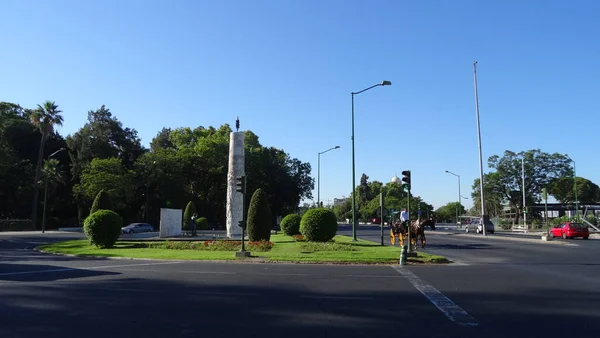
left=2, top=0, right=599, bottom=209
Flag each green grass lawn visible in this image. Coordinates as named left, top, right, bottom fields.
left=38, top=234, right=450, bottom=265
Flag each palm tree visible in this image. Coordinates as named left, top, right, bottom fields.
left=30, top=101, right=63, bottom=230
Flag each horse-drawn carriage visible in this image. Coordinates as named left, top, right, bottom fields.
left=389, top=217, right=436, bottom=249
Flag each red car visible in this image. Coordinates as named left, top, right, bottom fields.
left=548, top=222, right=589, bottom=240
left=371, top=217, right=381, bottom=225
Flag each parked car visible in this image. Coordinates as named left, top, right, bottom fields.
left=371, top=217, right=381, bottom=225
left=465, top=218, right=495, bottom=234
left=548, top=222, right=589, bottom=239
left=121, top=223, right=154, bottom=234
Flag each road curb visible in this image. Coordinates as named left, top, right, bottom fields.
left=32, top=246, right=448, bottom=266
left=427, top=231, right=579, bottom=246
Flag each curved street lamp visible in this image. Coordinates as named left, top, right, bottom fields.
left=445, top=170, right=462, bottom=226
left=317, top=146, right=340, bottom=207
left=351, top=80, right=392, bottom=241
left=42, top=148, right=66, bottom=233
left=565, top=155, right=578, bottom=219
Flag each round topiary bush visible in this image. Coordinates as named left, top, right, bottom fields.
left=247, top=188, right=272, bottom=241
left=300, top=208, right=338, bottom=242
left=280, top=213, right=301, bottom=236
left=196, top=217, right=208, bottom=230
left=83, top=209, right=123, bottom=248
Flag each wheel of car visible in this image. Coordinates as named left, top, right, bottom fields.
left=129, top=230, right=134, bottom=234
left=147, top=229, right=151, bottom=232
left=562, top=233, right=567, bottom=239
left=549, top=232, right=554, bottom=238
left=583, top=236, right=589, bottom=240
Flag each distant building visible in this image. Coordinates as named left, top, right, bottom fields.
left=333, top=197, right=348, bottom=207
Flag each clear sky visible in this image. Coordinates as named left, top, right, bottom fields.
left=2, top=0, right=599, bottom=209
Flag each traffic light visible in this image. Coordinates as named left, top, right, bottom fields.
left=401, top=170, right=411, bottom=191
left=235, top=176, right=246, bottom=193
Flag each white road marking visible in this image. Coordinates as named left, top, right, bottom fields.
left=300, top=295, right=374, bottom=300
left=393, top=266, right=478, bottom=326
left=181, top=271, right=237, bottom=274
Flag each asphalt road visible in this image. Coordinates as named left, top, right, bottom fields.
left=1, top=229, right=599, bottom=338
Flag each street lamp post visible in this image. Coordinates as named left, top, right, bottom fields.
left=445, top=170, right=461, bottom=226
left=566, top=155, right=578, bottom=220
left=351, top=80, right=391, bottom=241
left=318, top=146, right=340, bottom=207
left=473, top=61, right=488, bottom=236
left=41, top=148, right=65, bottom=233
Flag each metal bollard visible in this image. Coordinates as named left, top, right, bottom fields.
left=399, top=244, right=407, bottom=266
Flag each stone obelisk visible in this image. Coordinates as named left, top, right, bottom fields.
left=225, top=118, right=244, bottom=238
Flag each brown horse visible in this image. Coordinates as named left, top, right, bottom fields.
left=389, top=222, right=408, bottom=246
left=409, top=218, right=430, bottom=249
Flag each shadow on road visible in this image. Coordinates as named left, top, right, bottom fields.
left=0, top=263, right=120, bottom=282
left=1, top=274, right=599, bottom=338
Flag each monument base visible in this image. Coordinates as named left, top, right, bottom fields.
left=235, top=251, right=251, bottom=258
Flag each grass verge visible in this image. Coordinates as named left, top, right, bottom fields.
left=37, top=234, right=450, bottom=265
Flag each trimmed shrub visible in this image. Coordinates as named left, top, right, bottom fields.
left=182, top=201, right=196, bottom=230
left=280, top=213, right=301, bottom=236
left=196, top=217, right=208, bottom=230
left=246, top=188, right=272, bottom=241
left=300, top=208, right=338, bottom=242
left=90, top=189, right=111, bottom=214
left=83, top=209, right=123, bottom=248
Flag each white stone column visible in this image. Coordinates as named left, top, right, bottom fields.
left=226, top=132, right=245, bottom=238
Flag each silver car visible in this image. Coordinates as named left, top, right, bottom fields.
left=465, top=219, right=495, bottom=234
left=122, top=223, right=154, bottom=234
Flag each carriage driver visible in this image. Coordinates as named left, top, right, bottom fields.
left=400, top=208, right=409, bottom=227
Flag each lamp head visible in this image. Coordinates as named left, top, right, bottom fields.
left=381, top=80, right=392, bottom=86
left=334, top=146, right=340, bottom=149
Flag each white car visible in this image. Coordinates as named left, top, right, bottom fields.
left=465, top=219, right=495, bottom=234
left=121, top=223, right=154, bottom=234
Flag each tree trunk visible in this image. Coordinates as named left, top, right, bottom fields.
left=30, top=133, right=46, bottom=230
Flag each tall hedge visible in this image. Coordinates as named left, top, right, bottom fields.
left=90, top=189, right=111, bottom=214
left=280, top=213, right=301, bottom=236
left=196, top=217, right=208, bottom=230
left=83, top=209, right=123, bottom=248
left=246, top=188, right=272, bottom=241
left=183, top=201, right=196, bottom=230
left=300, top=208, right=338, bottom=242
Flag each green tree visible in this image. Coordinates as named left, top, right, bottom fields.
left=150, top=127, right=175, bottom=152
left=471, top=149, right=573, bottom=223
left=66, top=105, right=145, bottom=180
left=247, top=188, right=272, bottom=241
left=30, top=101, right=64, bottom=229
left=548, top=177, right=600, bottom=204
left=183, top=201, right=196, bottom=230
left=90, top=189, right=111, bottom=213
left=435, top=202, right=466, bottom=223
left=73, top=158, right=135, bottom=214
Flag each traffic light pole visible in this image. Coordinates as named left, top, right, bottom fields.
left=401, top=170, right=412, bottom=252
left=407, top=187, right=411, bottom=252
left=380, top=193, right=384, bottom=246
left=236, top=176, right=250, bottom=257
